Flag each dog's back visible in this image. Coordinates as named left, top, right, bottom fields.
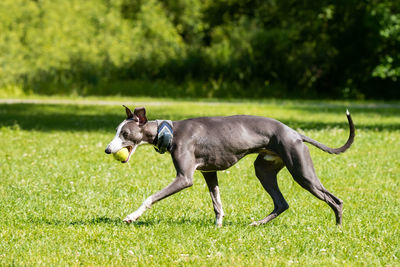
left=172, top=115, right=294, bottom=171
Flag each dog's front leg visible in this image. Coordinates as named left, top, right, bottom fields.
left=123, top=175, right=193, bottom=223
left=202, top=171, right=224, bottom=227
left=124, top=148, right=196, bottom=224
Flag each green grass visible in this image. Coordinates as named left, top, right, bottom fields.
left=0, top=99, right=399, bottom=265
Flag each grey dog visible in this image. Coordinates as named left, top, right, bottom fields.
left=105, top=106, right=355, bottom=226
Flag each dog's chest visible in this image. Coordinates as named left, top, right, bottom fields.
left=195, top=148, right=243, bottom=171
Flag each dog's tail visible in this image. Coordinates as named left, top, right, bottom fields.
left=300, top=109, right=355, bottom=154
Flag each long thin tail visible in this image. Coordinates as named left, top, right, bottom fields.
left=301, top=109, right=355, bottom=154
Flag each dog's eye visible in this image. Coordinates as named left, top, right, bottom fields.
left=122, top=131, right=129, bottom=138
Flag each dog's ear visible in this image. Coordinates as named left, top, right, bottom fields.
left=133, top=107, right=148, bottom=125
left=123, top=105, right=134, bottom=119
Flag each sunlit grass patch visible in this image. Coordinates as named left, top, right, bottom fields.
left=0, top=99, right=399, bottom=265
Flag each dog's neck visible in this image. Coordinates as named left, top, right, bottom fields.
left=142, top=121, right=158, bottom=144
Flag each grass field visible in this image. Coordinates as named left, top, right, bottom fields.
left=0, top=98, right=399, bottom=265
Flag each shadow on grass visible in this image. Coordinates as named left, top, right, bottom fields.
left=286, top=104, right=400, bottom=118
left=0, top=103, right=399, bottom=132
left=0, top=104, right=123, bottom=132
left=69, top=216, right=125, bottom=226
left=29, top=216, right=125, bottom=226
left=30, top=216, right=240, bottom=227
left=81, top=217, right=244, bottom=227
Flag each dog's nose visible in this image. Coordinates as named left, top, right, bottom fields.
left=105, top=147, right=111, bottom=154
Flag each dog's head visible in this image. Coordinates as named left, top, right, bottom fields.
left=105, top=105, right=148, bottom=163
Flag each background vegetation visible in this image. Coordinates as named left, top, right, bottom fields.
left=0, top=99, right=399, bottom=265
left=0, top=0, right=399, bottom=99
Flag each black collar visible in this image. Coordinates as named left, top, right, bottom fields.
left=153, top=120, right=173, bottom=154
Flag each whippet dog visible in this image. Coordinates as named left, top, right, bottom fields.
left=105, top=106, right=355, bottom=226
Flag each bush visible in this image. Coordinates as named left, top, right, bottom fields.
left=0, top=0, right=399, bottom=99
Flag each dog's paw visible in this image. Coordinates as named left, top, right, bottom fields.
left=123, top=214, right=139, bottom=224
left=215, top=216, right=223, bottom=227
left=123, top=218, right=134, bottom=224
left=249, top=221, right=260, bottom=227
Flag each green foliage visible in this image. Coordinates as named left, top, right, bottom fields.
left=0, top=0, right=399, bottom=99
left=372, top=1, right=400, bottom=82
left=0, top=99, right=399, bottom=265
left=0, top=0, right=184, bottom=93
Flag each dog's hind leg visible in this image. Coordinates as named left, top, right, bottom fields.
left=251, top=154, right=288, bottom=226
left=202, top=171, right=224, bottom=227
left=282, top=143, right=343, bottom=225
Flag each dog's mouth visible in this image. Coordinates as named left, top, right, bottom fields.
left=122, top=145, right=136, bottom=163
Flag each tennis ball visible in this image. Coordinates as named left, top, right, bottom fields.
left=113, top=147, right=129, bottom=162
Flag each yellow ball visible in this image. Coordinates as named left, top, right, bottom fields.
left=113, top=148, right=129, bottom=162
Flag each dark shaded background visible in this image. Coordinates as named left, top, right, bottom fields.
left=0, top=0, right=399, bottom=99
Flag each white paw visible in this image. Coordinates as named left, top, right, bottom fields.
left=216, top=217, right=223, bottom=227
left=123, top=213, right=139, bottom=224
left=123, top=197, right=152, bottom=224
left=249, top=221, right=260, bottom=226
